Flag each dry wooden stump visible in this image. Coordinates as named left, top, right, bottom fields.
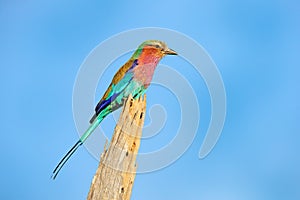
left=87, top=95, right=146, bottom=200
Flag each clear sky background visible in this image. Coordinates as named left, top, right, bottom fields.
left=1, top=1, right=299, bottom=199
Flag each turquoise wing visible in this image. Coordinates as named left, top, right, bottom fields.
left=90, top=71, right=134, bottom=121
left=90, top=59, right=144, bottom=123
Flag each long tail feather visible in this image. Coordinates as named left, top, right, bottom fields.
left=52, top=115, right=105, bottom=179
left=52, top=140, right=82, bottom=179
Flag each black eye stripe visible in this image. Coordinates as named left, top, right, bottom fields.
left=147, top=44, right=161, bottom=49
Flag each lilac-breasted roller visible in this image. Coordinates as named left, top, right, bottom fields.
left=52, top=40, right=177, bottom=179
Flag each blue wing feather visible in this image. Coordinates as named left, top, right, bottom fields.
left=95, top=76, right=133, bottom=115
left=90, top=59, right=138, bottom=123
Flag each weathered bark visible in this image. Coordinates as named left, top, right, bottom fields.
left=87, top=95, right=146, bottom=200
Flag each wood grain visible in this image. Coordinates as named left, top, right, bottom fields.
left=87, top=95, right=146, bottom=200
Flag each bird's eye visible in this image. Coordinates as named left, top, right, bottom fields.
left=155, top=44, right=160, bottom=48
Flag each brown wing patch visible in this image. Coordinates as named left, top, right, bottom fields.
left=101, top=59, right=135, bottom=100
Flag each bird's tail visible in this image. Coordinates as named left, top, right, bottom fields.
left=51, top=115, right=104, bottom=179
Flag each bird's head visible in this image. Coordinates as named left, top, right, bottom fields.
left=132, top=40, right=177, bottom=61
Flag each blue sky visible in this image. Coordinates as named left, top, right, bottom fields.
left=1, top=0, right=299, bottom=199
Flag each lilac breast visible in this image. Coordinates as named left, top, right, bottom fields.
left=133, top=62, right=158, bottom=88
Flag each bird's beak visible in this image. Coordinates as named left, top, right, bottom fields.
left=164, top=48, right=177, bottom=55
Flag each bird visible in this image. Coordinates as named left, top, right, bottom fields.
left=52, top=40, right=177, bottom=179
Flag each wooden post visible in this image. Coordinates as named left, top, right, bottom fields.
left=87, top=95, right=146, bottom=200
